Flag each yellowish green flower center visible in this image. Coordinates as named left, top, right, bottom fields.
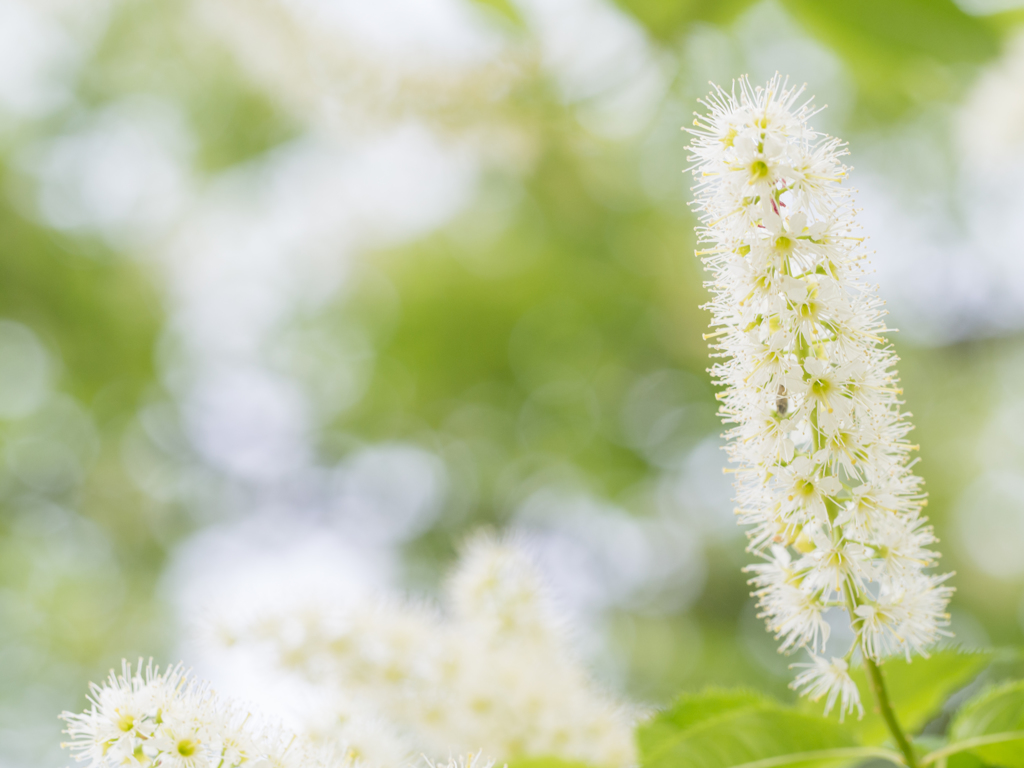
left=794, top=528, right=816, bottom=553
left=115, top=712, right=135, bottom=733
left=795, top=479, right=816, bottom=497
left=749, top=159, right=769, bottom=181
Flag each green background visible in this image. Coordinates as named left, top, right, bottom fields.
left=1, top=0, right=1022, bottom=765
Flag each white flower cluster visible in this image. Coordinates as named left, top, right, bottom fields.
left=686, top=76, right=954, bottom=720
left=217, top=536, right=636, bottom=767
left=60, top=660, right=500, bottom=768
left=61, top=660, right=351, bottom=768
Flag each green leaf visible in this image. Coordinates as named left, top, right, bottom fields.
left=845, top=651, right=991, bottom=745
left=638, top=689, right=879, bottom=768
left=943, top=681, right=1024, bottom=767
left=638, top=688, right=772, bottom=758
left=509, top=758, right=598, bottom=768
left=944, top=753, right=988, bottom=768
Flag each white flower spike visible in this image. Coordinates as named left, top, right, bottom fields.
left=686, top=75, right=954, bottom=720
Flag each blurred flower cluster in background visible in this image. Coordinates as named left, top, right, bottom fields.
left=2, top=0, right=1024, bottom=765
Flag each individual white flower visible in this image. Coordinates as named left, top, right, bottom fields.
left=746, top=550, right=830, bottom=654
left=688, top=75, right=953, bottom=712
left=873, top=572, right=955, bottom=661
left=870, top=516, right=939, bottom=582
left=62, top=660, right=183, bottom=767
left=61, top=662, right=326, bottom=768
left=62, top=691, right=140, bottom=765
left=778, top=456, right=842, bottom=525
left=424, top=754, right=497, bottom=768
left=208, top=707, right=260, bottom=768
left=790, top=655, right=863, bottom=722
left=152, top=718, right=210, bottom=768
left=854, top=602, right=904, bottom=662
left=800, top=529, right=872, bottom=593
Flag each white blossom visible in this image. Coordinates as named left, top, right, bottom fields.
left=790, top=655, right=863, bottom=722
left=424, top=753, right=497, bottom=768
left=61, top=660, right=351, bottom=768
left=210, top=536, right=637, bottom=767
left=687, top=75, right=954, bottom=719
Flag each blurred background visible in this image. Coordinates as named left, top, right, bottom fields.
left=3, top=0, right=1024, bottom=764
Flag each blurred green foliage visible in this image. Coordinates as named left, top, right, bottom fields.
left=0, top=180, right=159, bottom=406
left=614, top=0, right=765, bottom=40
left=781, top=0, right=998, bottom=118
left=331, top=143, right=715, bottom=515
left=81, top=0, right=299, bottom=171
left=471, top=0, right=526, bottom=28
left=618, top=0, right=1000, bottom=119
left=0, top=167, right=169, bottom=766
left=2, top=0, right=1024, bottom=765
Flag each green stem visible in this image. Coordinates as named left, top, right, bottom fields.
left=782, top=239, right=912, bottom=766
left=865, top=658, right=918, bottom=768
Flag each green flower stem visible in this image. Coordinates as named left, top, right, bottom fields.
left=792, top=257, right=915, bottom=767
left=865, top=658, right=918, bottom=768
left=787, top=243, right=912, bottom=766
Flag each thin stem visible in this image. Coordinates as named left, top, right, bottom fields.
left=864, top=658, right=917, bottom=768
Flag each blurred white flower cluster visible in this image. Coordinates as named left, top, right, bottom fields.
left=61, top=660, right=356, bottom=768
left=61, top=538, right=633, bottom=767
left=201, top=535, right=637, bottom=767
left=686, top=76, right=953, bottom=720
left=196, top=0, right=531, bottom=151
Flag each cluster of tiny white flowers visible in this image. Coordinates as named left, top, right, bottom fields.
left=425, top=755, right=496, bottom=768
left=217, top=536, right=636, bottom=767
left=686, top=75, right=954, bottom=720
left=60, top=660, right=350, bottom=768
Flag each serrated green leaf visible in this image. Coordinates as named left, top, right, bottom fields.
left=841, top=651, right=992, bottom=745
left=638, top=689, right=876, bottom=768
left=944, top=681, right=1024, bottom=767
